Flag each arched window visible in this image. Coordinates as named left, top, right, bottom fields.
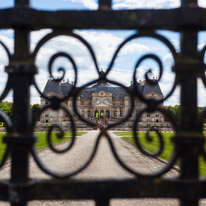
left=88, top=110, right=91, bottom=117
left=95, top=110, right=99, bottom=118
left=120, top=110, right=123, bottom=117
left=106, top=110, right=110, bottom=118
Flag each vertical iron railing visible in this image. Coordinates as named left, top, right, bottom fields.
left=0, top=0, right=205, bottom=205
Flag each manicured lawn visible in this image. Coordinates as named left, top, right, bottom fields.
left=114, top=131, right=174, bottom=162
left=114, top=131, right=206, bottom=176
left=35, top=131, right=87, bottom=150
left=0, top=131, right=87, bottom=161
left=0, top=133, right=6, bottom=160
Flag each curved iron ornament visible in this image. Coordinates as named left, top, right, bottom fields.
left=198, top=45, right=206, bottom=89
left=0, top=41, right=12, bottom=102
left=0, top=41, right=13, bottom=169
left=0, top=109, right=12, bottom=169
left=131, top=107, right=179, bottom=177
left=195, top=46, right=206, bottom=163
left=30, top=30, right=179, bottom=178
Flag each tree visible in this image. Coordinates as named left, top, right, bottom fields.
left=164, top=105, right=180, bottom=123
left=164, top=105, right=204, bottom=124
left=31, top=104, right=40, bottom=120
left=0, top=101, right=13, bottom=118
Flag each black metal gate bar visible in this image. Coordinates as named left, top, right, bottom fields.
left=0, top=8, right=205, bottom=30
left=179, top=2, right=199, bottom=205
left=179, top=30, right=199, bottom=206
left=10, top=1, right=31, bottom=206
left=0, top=0, right=205, bottom=205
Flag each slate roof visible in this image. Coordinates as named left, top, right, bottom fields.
left=142, top=81, right=163, bottom=96
left=43, top=79, right=72, bottom=96
left=43, top=80, right=63, bottom=96
left=61, top=81, right=73, bottom=96
left=43, top=78, right=163, bottom=99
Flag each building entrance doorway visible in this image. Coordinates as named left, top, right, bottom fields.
left=100, top=110, right=104, bottom=117
left=106, top=110, right=110, bottom=118
left=95, top=110, right=99, bottom=118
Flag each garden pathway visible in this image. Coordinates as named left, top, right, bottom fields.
left=0, top=130, right=182, bottom=205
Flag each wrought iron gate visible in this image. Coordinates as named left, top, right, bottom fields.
left=0, top=0, right=206, bottom=205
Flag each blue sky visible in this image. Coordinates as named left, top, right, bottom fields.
left=0, top=0, right=206, bottom=106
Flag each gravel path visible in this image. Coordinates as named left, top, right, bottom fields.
left=0, top=130, right=180, bottom=205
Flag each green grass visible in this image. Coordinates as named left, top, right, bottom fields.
left=0, top=131, right=87, bottom=162
left=0, top=133, right=6, bottom=160
left=35, top=131, right=87, bottom=150
left=114, top=131, right=206, bottom=176
left=114, top=131, right=174, bottom=162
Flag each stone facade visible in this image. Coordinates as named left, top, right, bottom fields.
left=39, top=73, right=171, bottom=131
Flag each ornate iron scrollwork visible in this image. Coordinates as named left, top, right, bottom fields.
left=0, top=0, right=205, bottom=205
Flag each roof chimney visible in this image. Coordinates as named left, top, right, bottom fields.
left=130, top=81, right=133, bottom=85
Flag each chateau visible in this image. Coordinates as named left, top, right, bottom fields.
left=40, top=72, right=170, bottom=131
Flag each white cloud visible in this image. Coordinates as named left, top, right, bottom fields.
left=70, top=0, right=98, bottom=9
left=62, top=0, right=180, bottom=10
left=113, top=0, right=180, bottom=9
left=198, top=79, right=206, bottom=107
left=0, top=34, right=12, bottom=103
left=198, top=42, right=206, bottom=50
left=163, top=52, right=174, bottom=66
left=30, top=29, right=52, bottom=52
left=199, top=0, right=206, bottom=8
left=0, top=28, right=179, bottom=105
left=0, top=34, right=14, bottom=54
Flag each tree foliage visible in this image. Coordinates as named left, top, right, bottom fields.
left=164, top=105, right=180, bottom=123
left=31, top=104, right=40, bottom=120
left=164, top=105, right=204, bottom=123
left=31, top=104, right=40, bottom=115
left=0, top=101, right=13, bottom=118
left=0, top=102, right=41, bottom=123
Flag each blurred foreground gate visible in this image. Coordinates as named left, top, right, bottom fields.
left=0, top=0, right=206, bottom=205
